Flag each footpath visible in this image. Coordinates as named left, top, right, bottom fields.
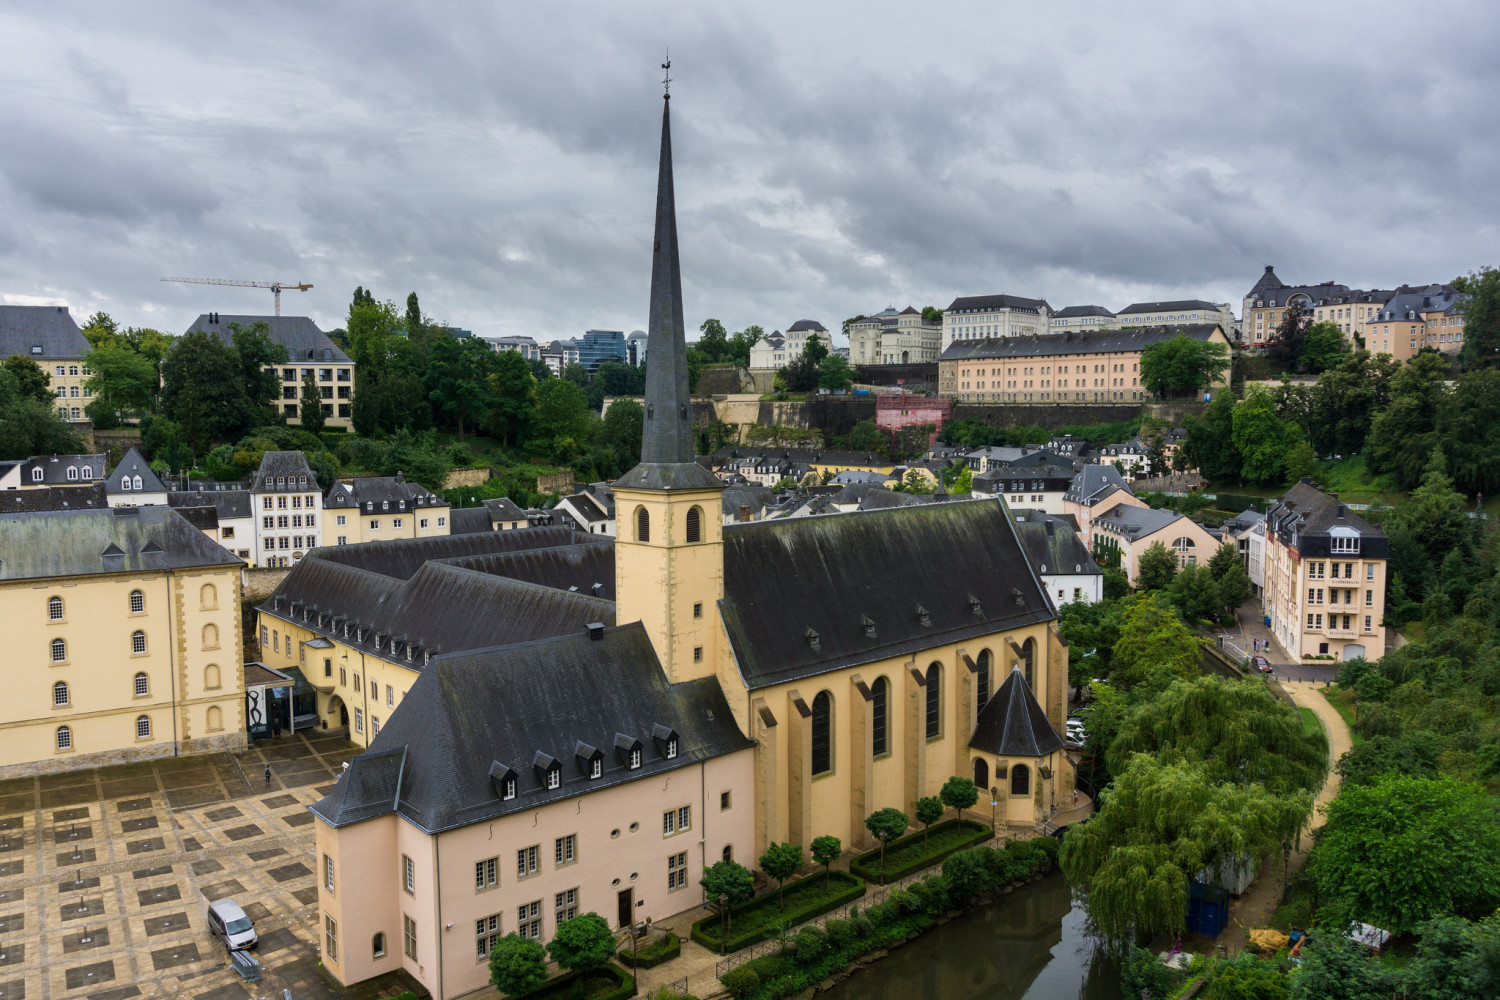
left=1220, top=680, right=1352, bottom=954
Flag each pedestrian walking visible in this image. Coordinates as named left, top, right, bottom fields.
left=1073, top=788, right=1078, bottom=806
left=263, top=765, right=271, bottom=785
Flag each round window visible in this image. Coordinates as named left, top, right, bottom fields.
left=610, top=829, right=621, bottom=840
left=629, top=872, right=638, bottom=882
left=629, top=822, right=639, bottom=833
left=611, top=878, right=621, bottom=887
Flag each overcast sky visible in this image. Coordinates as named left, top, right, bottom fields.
left=2, top=1, right=1495, bottom=344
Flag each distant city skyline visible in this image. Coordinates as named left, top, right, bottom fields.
left=1, top=1, right=1495, bottom=346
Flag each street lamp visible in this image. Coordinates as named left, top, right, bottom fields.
left=718, top=894, right=728, bottom=955
left=1282, top=840, right=1292, bottom=900
left=1354, top=697, right=1361, bottom=725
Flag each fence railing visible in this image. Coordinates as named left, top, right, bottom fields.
left=712, top=829, right=1025, bottom=979
left=655, top=975, right=690, bottom=997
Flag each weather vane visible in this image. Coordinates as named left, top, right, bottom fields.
left=662, top=51, right=672, bottom=99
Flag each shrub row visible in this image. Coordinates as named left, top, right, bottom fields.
left=616, top=930, right=681, bottom=968
left=691, top=870, right=865, bottom=953
left=848, top=819, right=994, bottom=883
left=721, top=837, right=1060, bottom=1000
left=517, top=961, right=634, bottom=1000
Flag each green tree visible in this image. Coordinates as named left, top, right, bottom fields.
left=1168, top=563, right=1224, bottom=623
left=1136, top=541, right=1178, bottom=592
left=802, top=336, right=829, bottom=365
left=1387, top=468, right=1468, bottom=561
left=1110, top=593, right=1204, bottom=695
left=810, top=835, right=842, bottom=888
left=83, top=344, right=158, bottom=415
left=780, top=352, right=820, bottom=393
left=818, top=353, right=853, bottom=391
left=1140, top=335, right=1231, bottom=396
left=1311, top=774, right=1500, bottom=933
left=404, top=291, right=425, bottom=340
left=1335, top=731, right=1444, bottom=787
left=1288, top=931, right=1398, bottom=1000
left=863, top=808, right=908, bottom=879
left=485, top=350, right=537, bottom=446
left=159, top=330, right=259, bottom=452
left=424, top=336, right=495, bottom=441
left=1109, top=677, right=1327, bottom=795
left=299, top=370, right=326, bottom=432
left=841, top=315, right=867, bottom=337
left=1233, top=386, right=1299, bottom=485
left=952, top=465, right=973, bottom=495
left=599, top=398, right=644, bottom=473
left=699, top=860, right=755, bottom=928
left=1307, top=350, right=1397, bottom=456
left=1436, top=367, right=1500, bottom=494
left=1457, top=265, right=1500, bottom=370
left=1215, top=557, right=1253, bottom=616
left=758, top=842, right=803, bottom=910
left=1402, top=914, right=1500, bottom=1000
left=921, top=306, right=944, bottom=323
left=532, top=378, right=593, bottom=460
left=227, top=321, right=289, bottom=412
left=2, top=355, right=54, bottom=404
left=696, top=318, right=729, bottom=362
left=1265, top=299, right=1308, bottom=370
left=1300, top=320, right=1350, bottom=373
left=1200, top=953, right=1289, bottom=1000
left=1367, top=352, right=1449, bottom=488
left=914, top=796, right=943, bottom=841
left=1284, top=438, right=1320, bottom=483
left=488, top=933, right=548, bottom=996
left=1059, top=754, right=1312, bottom=941
left=897, top=468, right=933, bottom=495
left=0, top=368, right=84, bottom=460
left=594, top=360, right=644, bottom=398
left=1179, top=391, right=1241, bottom=481
left=940, top=775, right=979, bottom=826
left=546, top=912, right=615, bottom=976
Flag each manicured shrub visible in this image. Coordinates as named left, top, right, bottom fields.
left=722, top=966, right=760, bottom=1000
left=794, top=926, right=827, bottom=963
left=852, top=914, right=874, bottom=938
left=864, top=904, right=886, bottom=929
left=825, top=918, right=857, bottom=951
left=943, top=848, right=991, bottom=902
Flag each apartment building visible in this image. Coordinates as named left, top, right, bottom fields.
left=970, top=464, right=1074, bottom=514
left=1090, top=503, right=1220, bottom=586
left=323, top=473, right=450, bottom=547
left=1263, top=482, right=1387, bottom=663
left=847, top=306, right=942, bottom=366
left=747, top=320, right=833, bottom=370
left=0, top=506, right=244, bottom=777
left=1309, top=289, right=1392, bottom=345
left=1117, top=300, right=1234, bottom=334
left=1049, top=305, right=1117, bottom=334
left=1361, top=284, right=1467, bottom=360
left=941, top=293, right=1052, bottom=350
left=1063, top=465, right=1144, bottom=545
left=0, top=305, right=94, bottom=422
left=1009, top=509, right=1104, bottom=606
left=186, top=314, right=355, bottom=429
left=938, top=324, right=1231, bottom=403
left=1241, top=267, right=1349, bottom=347
left=0, top=453, right=106, bottom=489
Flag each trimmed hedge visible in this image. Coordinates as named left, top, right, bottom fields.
left=849, top=818, right=993, bottom=883
left=517, top=962, right=634, bottom=1000
left=617, top=930, right=680, bottom=968
left=691, top=870, right=866, bottom=953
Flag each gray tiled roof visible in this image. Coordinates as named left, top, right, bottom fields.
left=1064, top=465, right=1133, bottom=505
left=969, top=667, right=1065, bottom=757
left=1092, top=503, right=1187, bottom=540
left=0, top=506, right=242, bottom=581
left=1010, top=511, right=1100, bottom=578
left=323, top=475, right=447, bottom=511
left=1117, top=300, right=1223, bottom=314
left=0, top=305, right=90, bottom=360
left=250, top=452, right=319, bottom=492
left=448, top=506, right=496, bottom=534
left=311, top=525, right=601, bottom=581
left=945, top=294, right=1051, bottom=314
left=18, top=453, right=106, bottom=486
left=0, top=484, right=107, bottom=512
left=309, top=624, right=752, bottom=833
left=939, top=324, right=1224, bottom=362
left=105, top=447, right=167, bottom=494
left=787, top=319, right=827, bottom=332
left=1265, top=481, right=1388, bottom=559
left=185, top=315, right=350, bottom=363
left=1247, top=266, right=1284, bottom=298
left=168, top=490, right=252, bottom=520
left=1053, top=305, right=1116, bottom=318
left=719, top=500, right=1054, bottom=687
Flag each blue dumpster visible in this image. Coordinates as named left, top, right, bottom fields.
left=1187, top=881, right=1229, bottom=938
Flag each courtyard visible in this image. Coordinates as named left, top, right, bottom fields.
left=0, top=729, right=421, bottom=1000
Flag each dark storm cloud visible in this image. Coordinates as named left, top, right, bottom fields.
left=0, top=0, right=1496, bottom=337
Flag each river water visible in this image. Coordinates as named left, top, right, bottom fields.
left=819, top=871, right=1124, bottom=1000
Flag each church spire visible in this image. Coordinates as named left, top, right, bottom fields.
left=617, top=69, right=723, bottom=491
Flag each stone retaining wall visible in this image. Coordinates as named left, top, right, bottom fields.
left=0, top=730, right=244, bottom=780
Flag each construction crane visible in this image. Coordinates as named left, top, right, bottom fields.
left=161, top=277, right=313, bottom=316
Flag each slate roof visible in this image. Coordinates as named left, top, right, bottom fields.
left=1117, top=300, right=1223, bottom=315
left=0, top=305, right=90, bottom=360
left=105, top=447, right=167, bottom=494
left=1247, top=266, right=1284, bottom=298
left=939, top=324, right=1224, bottom=362
left=719, top=501, right=1054, bottom=687
left=17, top=453, right=107, bottom=486
left=174, top=505, right=220, bottom=531
left=1053, top=305, right=1116, bottom=319
left=185, top=314, right=350, bottom=363
left=323, top=475, right=447, bottom=512
left=787, top=319, right=827, bottom=332
left=1373, top=284, right=1461, bottom=322
left=557, top=492, right=610, bottom=524
left=1009, top=511, right=1100, bottom=579
left=1064, top=464, right=1134, bottom=506
left=857, top=487, right=937, bottom=510
left=1264, top=481, right=1387, bottom=559
left=945, top=294, right=1051, bottom=314
left=722, top=487, right=775, bottom=520
left=970, top=667, right=1065, bottom=757
left=311, top=525, right=600, bottom=581
left=168, top=490, right=253, bottom=520
left=0, top=506, right=242, bottom=581
left=0, top=484, right=107, bottom=512
left=973, top=465, right=1074, bottom=490
left=1092, top=503, right=1190, bottom=541
left=448, top=506, right=495, bottom=534
left=250, top=452, right=319, bottom=492
left=1249, top=282, right=1349, bottom=308
left=309, top=624, right=752, bottom=833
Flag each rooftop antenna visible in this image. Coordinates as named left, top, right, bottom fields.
left=662, top=51, right=672, bottom=100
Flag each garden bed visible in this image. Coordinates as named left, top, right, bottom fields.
left=617, top=930, right=681, bottom=968
left=849, top=819, right=993, bottom=883
left=516, top=961, right=634, bottom=1000
left=691, top=870, right=865, bottom=953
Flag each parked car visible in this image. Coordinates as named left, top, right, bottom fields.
left=1252, top=656, right=1273, bottom=673
left=207, top=898, right=258, bottom=951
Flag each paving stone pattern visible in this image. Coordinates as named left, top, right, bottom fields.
left=0, top=729, right=421, bottom=999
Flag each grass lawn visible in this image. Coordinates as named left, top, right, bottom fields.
left=853, top=820, right=992, bottom=881
left=1298, top=706, right=1321, bottom=738
left=716, top=873, right=858, bottom=941
left=1321, top=686, right=1364, bottom=746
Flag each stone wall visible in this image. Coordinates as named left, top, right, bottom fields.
left=852, top=362, right=940, bottom=393
left=537, top=471, right=574, bottom=496
left=242, top=565, right=291, bottom=657
left=0, top=730, right=244, bottom=780
left=951, top=402, right=1144, bottom=430
left=442, top=466, right=492, bottom=490
left=92, top=428, right=144, bottom=464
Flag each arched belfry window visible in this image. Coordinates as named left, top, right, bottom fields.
left=1011, top=763, right=1031, bottom=796
left=635, top=506, right=650, bottom=542
left=870, top=677, right=889, bottom=756
left=810, top=691, right=832, bottom=775
left=685, top=505, right=702, bottom=543
left=925, top=663, right=942, bottom=739
left=976, top=649, right=992, bottom=713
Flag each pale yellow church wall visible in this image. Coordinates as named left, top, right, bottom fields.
left=318, top=750, right=754, bottom=999
left=2, top=564, right=244, bottom=776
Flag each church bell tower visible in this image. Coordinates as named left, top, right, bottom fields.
left=614, top=66, right=726, bottom=683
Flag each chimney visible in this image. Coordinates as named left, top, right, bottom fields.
left=591, top=583, right=605, bottom=598
left=394, top=470, right=404, bottom=483
left=738, top=504, right=751, bottom=522
left=586, top=622, right=605, bottom=641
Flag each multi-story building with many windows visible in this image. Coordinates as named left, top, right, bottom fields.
left=0, top=505, right=245, bottom=777
left=1116, top=299, right=1235, bottom=334
left=1048, top=305, right=1117, bottom=333
left=1263, top=481, right=1386, bottom=663
left=185, top=314, right=355, bottom=428
left=938, top=324, right=1231, bottom=403
left=0, top=305, right=94, bottom=422
left=1241, top=266, right=1349, bottom=347
left=322, top=473, right=450, bottom=546
left=941, top=293, right=1051, bottom=350
left=847, top=307, right=942, bottom=366
left=1360, top=284, right=1467, bottom=360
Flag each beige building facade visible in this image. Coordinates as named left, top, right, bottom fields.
left=184, top=313, right=356, bottom=429
left=942, top=293, right=1051, bottom=351
left=0, top=304, right=95, bottom=422
left=1263, top=483, right=1387, bottom=662
left=1090, top=503, right=1221, bottom=586
left=322, top=474, right=450, bottom=547
left=0, top=506, right=245, bottom=777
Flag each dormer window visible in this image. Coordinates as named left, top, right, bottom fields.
left=132, top=475, right=142, bottom=490
left=547, top=768, right=561, bottom=790
left=504, top=777, right=516, bottom=799
left=489, top=761, right=517, bottom=801
left=630, top=748, right=642, bottom=769
left=666, top=739, right=678, bottom=759
left=590, top=759, right=602, bottom=778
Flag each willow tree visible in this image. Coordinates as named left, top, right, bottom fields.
left=1059, top=754, right=1312, bottom=941
left=1109, top=593, right=1205, bottom=697
left=1107, top=676, right=1328, bottom=796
